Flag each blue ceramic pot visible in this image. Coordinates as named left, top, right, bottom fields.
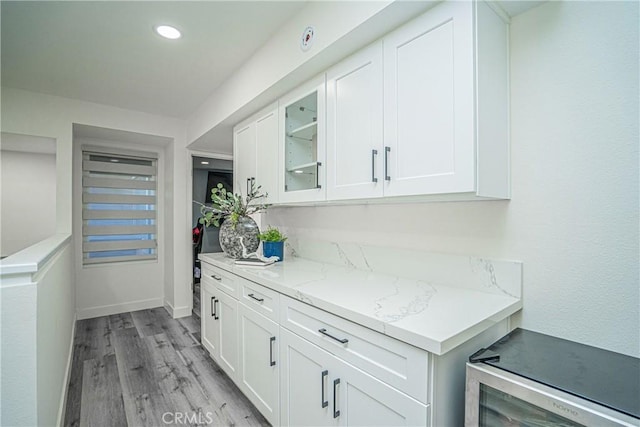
left=262, top=241, right=284, bottom=261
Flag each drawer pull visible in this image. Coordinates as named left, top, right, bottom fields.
left=333, top=378, right=341, bottom=418
left=210, top=296, right=215, bottom=318
left=318, top=328, right=349, bottom=344
left=213, top=298, right=219, bottom=320
left=269, top=336, right=276, bottom=366
left=211, top=274, right=222, bottom=281
left=248, top=293, right=264, bottom=303
left=321, top=370, right=329, bottom=408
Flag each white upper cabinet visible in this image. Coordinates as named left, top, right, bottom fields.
left=278, top=75, right=327, bottom=203
left=233, top=102, right=279, bottom=204
left=255, top=106, right=279, bottom=204
left=383, top=0, right=509, bottom=199
left=234, top=0, right=509, bottom=204
left=326, top=41, right=384, bottom=201
left=233, top=120, right=256, bottom=199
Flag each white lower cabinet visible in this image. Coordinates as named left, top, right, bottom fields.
left=201, top=282, right=219, bottom=360
left=201, top=277, right=239, bottom=381
left=280, top=328, right=428, bottom=427
left=201, top=261, right=484, bottom=427
left=238, top=303, right=280, bottom=426
left=217, top=291, right=239, bottom=379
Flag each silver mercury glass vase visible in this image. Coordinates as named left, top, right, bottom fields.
left=218, top=216, right=260, bottom=259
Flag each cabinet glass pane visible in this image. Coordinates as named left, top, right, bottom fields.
left=479, top=384, right=585, bottom=427
left=284, top=91, right=318, bottom=192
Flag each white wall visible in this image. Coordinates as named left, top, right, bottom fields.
left=73, top=137, right=167, bottom=319
left=36, top=241, right=74, bottom=426
left=0, top=150, right=57, bottom=257
left=1, top=87, right=192, bottom=318
left=0, top=235, right=74, bottom=426
left=266, top=1, right=640, bottom=357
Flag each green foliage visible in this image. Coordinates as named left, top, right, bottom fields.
left=259, top=226, right=287, bottom=242
left=197, top=181, right=268, bottom=228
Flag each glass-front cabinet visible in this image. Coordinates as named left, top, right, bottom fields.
left=278, top=75, right=326, bottom=203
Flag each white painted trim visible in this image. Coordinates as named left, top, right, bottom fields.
left=0, top=234, right=71, bottom=276
left=173, top=306, right=192, bottom=318
left=164, top=300, right=191, bottom=319
left=188, top=149, right=233, bottom=161
left=56, top=313, right=77, bottom=427
left=76, top=297, right=163, bottom=320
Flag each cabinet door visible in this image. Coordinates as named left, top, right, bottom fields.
left=280, top=328, right=339, bottom=427
left=333, top=357, right=429, bottom=427
left=233, top=120, right=257, bottom=199
left=217, top=291, right=239, bottom=380
left=201, top=284, right=220, bottom=363
left=383, top=1, right=475, bottom=197
left=278, top=75, right=327, bottom=203
left=255, top=106, right=279, bottom=205
left=326, top=41, right=384, bottom=201
left=238, top=304, right=279, bottom=425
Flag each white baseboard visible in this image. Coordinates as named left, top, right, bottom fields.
left=57, top=313, right=77, bottom=427
left=76, top=297, right=163, bottom=320
left=164, top=300, right=192, bottom=319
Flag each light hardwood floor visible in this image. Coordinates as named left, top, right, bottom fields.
left=63, top=308, right=269, bottom=427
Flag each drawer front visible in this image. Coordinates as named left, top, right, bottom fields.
left=239, top=278, right=279, bottom=322
left=201, top=262, right=239, bottom=298
left=280, top=295, right=429, bottom=404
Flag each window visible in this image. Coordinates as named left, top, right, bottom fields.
left=82, top=148, right=157, bottom=265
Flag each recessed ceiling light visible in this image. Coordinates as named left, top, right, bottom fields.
left=155, top=25, right=181, bottom=40
left=294, top=170, right=304, bottom=174
left=110, top=159, right=119, bottom=163
left=201, top=161, right=209, bottom=165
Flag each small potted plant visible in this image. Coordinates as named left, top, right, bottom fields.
left=259, top=226, right=287, bottom=262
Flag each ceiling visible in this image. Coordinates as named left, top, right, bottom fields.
left=1, top=1, right=307, bottom=118
left=1, top=1, right=544, bottom=126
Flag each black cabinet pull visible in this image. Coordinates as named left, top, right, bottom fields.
left=248, top=293, right=264, bottom=303
left=318, top=328, right=349, bottom=344
left=372, top=149, right=378, bottom=183
left=213, top=298, right=219, bottom=320
left=316, top=162, right=322, bottom=189
left=269, top=336, right=276, bottom=366
left=384, top=146, right=391, bottom=181
left=321, top=370, right=329, bottom=408
left=210, top=296, right=215, bottom=318
left=246, top=177, right=251, bottom=195
left=211, top=274, right=221, bottom=281
left=333, top=378, right=341, bottom=418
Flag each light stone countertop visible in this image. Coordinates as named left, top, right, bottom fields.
left=199, top=249, right=522, bottom=355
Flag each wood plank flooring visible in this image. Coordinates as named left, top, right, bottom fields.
left=63, top=308, right=268, bottom=427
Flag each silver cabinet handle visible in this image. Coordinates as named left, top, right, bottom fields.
left=246, top=177, right=251, bottom=195
left=316, top=162, right=322, bottom=189
left=333, top=378, right=341, bottom=418
left=269, top=336, right=276, bottom=366
left=384, top=146, right=391, bottom=181
left=318, top=328, right=348, bottom=344
left=372, top=149, right=378, bottom=183
left=321, top=370, right=329, bottom=408
left=248, top=293, right=264, bottom=303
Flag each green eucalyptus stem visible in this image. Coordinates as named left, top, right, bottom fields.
left=196, top=181, right=268, bottom=228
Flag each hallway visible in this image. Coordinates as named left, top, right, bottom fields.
left=63, top=308, right=268, bottom=426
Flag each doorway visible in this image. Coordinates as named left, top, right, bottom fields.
left=191, top=155, right=233, bottom=318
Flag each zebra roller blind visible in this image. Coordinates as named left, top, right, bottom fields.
left=82, top=148, right=157, bottom=265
